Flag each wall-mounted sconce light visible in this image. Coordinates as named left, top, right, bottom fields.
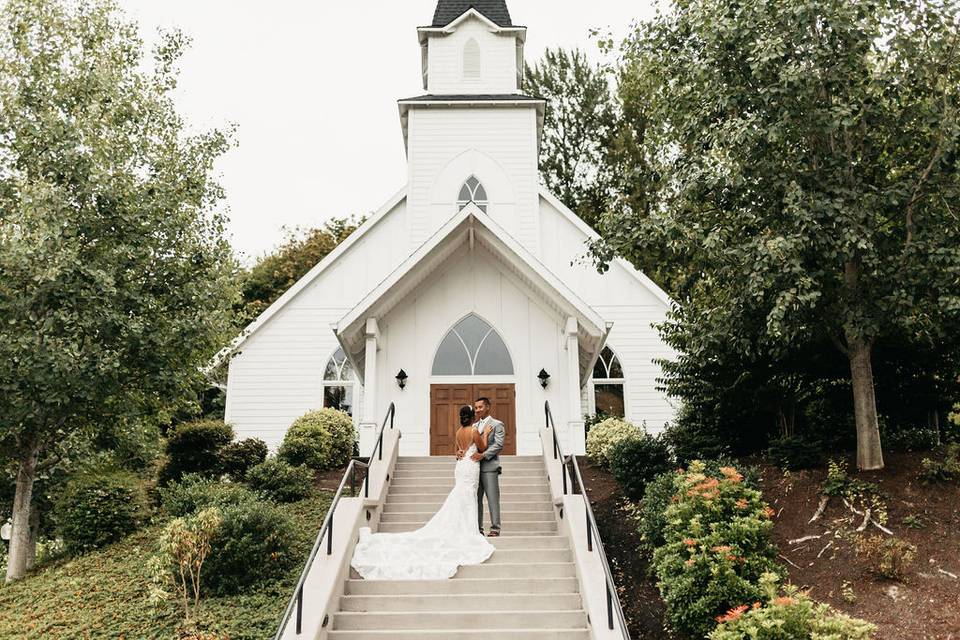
left=395, top=369, right=408, bottom=390
left=538, top=368, right=551, bottom=389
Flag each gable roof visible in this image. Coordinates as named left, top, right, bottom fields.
left=432, top=0, right=512, bottom=27
left=336, top=203, right=610, bottom=385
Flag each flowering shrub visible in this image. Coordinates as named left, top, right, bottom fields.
left=709, top=573, right=876, bottom=639
left=278, top=409, right=356, bottom=471
left=652, top=461, right=781, bottom=638
left=585, top=418, right=644, bottom=469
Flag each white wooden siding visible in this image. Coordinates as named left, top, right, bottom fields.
left=426, top=17, right=520, bottom=94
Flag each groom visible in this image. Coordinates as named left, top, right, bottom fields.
left=471, top=397, right=504, bottom=537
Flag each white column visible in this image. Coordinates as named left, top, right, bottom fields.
left=359, top=318, right=380, bottom=455
left=565, top=316, right=586, bottom=455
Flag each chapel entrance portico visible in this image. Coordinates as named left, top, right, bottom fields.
left=333, top=205, right=611, bottom=457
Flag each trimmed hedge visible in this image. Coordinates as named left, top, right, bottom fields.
left=608, top=434, right=674, bottom=501
left=159, top=473, right=262, bottom=518
left=218, top=438, right=268, bottom=481
left=278, top=409, right=355, bottom=471
left=159, top=420, right=234, bottom=485
left=55, top=470, right=149, bottom=555
left=246, top=458, right=314, bottom=503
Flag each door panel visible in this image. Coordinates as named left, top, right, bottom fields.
left=430, top=384, right=517, bottom=456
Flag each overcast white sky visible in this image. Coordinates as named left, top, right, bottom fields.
left=119, top=1, right=654, bottom=264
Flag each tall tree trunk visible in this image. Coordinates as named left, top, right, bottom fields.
left=5, top=442, right=40, bottom=583
left=25, top=503, right=40, bottom=571
left=846, top=334, right=884, bottom=470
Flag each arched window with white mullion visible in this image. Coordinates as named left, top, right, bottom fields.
left=432, top=314, right=513, bottom=376
left=323, top=347, right=356, bottom=416
left=457, top=176, right=488, bottom=213
left=591, top=346, right=625, bottom=418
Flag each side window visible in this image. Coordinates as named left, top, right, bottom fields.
left=591, top=346, right=625, bottom=418
left=463, top=38, right=481, bottom=80
left=323, top=347, right=356, bottom=416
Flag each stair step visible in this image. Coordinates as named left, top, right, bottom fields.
left=328, top=630, right=589, bottom=639
left=384, top=501, right=553, bottom=513
left=387, top=492, right=552, bottom=503
left=345, top=577, right=580, bottom=595
left=487, top=548, right=572, bottom=563
left=381, top=511, right=556, bottom=523
left=339, top=593, right=582, bottom=612
left=378, top=521, right=557, bottom=534
left=390, top=478, right=547, bottom=487
left=454, top=563, right=575, bottom=578
left=389, top=486, right=550, bottom=496
left=487, top=535, right=569, bottom=548
left=398, top=456, right=543, bottom=462
left=393, top=470, right=546, bottom=479
left=331, top=610, right=588, bottom=630
left=394, top=463, right=545, bottom=471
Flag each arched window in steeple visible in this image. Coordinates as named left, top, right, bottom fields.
left=463, top=38, right=481, bottom=79
left=457, top=176, right=488, bottom=213
left=432, top=314, right=513, bottom=375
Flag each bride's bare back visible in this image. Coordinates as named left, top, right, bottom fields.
left=455, top=425, right=488, bottom=456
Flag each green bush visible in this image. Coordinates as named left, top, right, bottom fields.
left=585, top=418, right=644, bottom=469
left=652, top=461, right=781, bottom=638
left=767, top=435, right=822, bottom=470
left=203, top=499, right=297, bottom=595
left=662, top=411, right=731, bottom=464
left=54, top=470, right=149, bottom=555
left=278, top=409, right=355, bottom=471
left=609, top=434, right=675, bottom=500
left=856, top=535, right=917, bottom=580
left=159, top=420, right=234, bottom=485
left=638, top=470, right=683, bottom=559
left=919, top=443, right=960, bottom=483
left=218, top=438, right=268, bottom=481
left=880, top=423, right=940, bottom=452
left=159, top=473, right=262, bottom=518
left=246, top=457, right=314, bottom=503
left=709, top=573, right=876, bottom=639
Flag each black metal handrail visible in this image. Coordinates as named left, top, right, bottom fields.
left=273, top=403, right=397, bottom=639
left=545, top=401, right=630, bottom=638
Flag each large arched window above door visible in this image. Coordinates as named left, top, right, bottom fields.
left=432, top=314, right=513, bottom=375
left=591, top=346, right=625, bottom=418
left=457, top=176, right=488, bottom=213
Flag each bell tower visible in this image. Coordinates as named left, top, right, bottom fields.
left=399, top=1, right=545, bottom=252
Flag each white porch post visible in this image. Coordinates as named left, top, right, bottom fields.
left=359, top=318, right=380, bottom=455
left=565, top=316, right=586, bottom=455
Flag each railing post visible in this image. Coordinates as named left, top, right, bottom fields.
left=350, top=464, right=356, bottom=496
left=587, top=510, right=593, bottom=552
left=606, top=582, right=614, bottom=630
left=327, top=517, right=333, bottom=555
left=562, top=459, right=568, bottom=495
left=296, top=584, right=303, bottom=634
left=390, top=405, right=394, bottom=429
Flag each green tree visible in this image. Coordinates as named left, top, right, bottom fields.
left=524, top=47, right=616, bottom=230
left=0, top=0, right=238, bottom=581
left=594, top=0, right=960, bottom=469
left=236, top=217, right=360, bottom=325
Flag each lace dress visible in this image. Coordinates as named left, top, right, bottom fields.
left=350, top=443, right=495, bottom=580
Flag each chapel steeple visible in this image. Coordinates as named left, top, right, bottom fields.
left=431, top=0, right=513, bottom=28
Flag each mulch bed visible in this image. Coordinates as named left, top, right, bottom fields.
left=577, top=449, right=960, bottom=640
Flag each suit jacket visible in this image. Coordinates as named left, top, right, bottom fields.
left=479, top=418, right=505, bottom=473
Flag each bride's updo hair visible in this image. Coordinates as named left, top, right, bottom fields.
left=459, top=405, right=475, bottom=427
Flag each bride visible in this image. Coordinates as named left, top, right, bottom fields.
left=350, top=405, right=495, bottom=580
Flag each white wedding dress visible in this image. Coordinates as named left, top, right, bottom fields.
left=350, top=443, right=495, bottom=580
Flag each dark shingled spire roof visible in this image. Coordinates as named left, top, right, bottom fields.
left=432, top=0, right=513, bottom=27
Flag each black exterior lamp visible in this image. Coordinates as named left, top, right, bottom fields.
left=538, top=368, right=551, bottom=389
left=395, top=369, right=408, bottom=390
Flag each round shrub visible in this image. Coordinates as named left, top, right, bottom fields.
left=278, top=409, right=355, bottom=471
left=662, top=410, right=731, bottom=464
left=218, top=438, right=268, bottom=481
left=203, top=499, right=297, bottom=594
left=159, top=473, right=263, bottom=518
left=767, top=435, right=822, bottom=471
left=55, top=470, right=149, bottom=555
left=638, top=470, right=683, bottom=558
left=652, top=461, right=781, bottom=638
left=159, top=420, right=234, bottom=485
left=609, top=434, right=675, bottom=501
left=246, top=457, right=314, bottom=503
left=585, top=418, right=644, bottom=469
left=709, top=573, right=876, bottom=639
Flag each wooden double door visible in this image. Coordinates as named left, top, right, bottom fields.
left=429, top=384, right=517, bottom=456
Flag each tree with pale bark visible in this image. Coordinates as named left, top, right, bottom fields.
left=0, top=0, right=238, bottom=582
left=593, top=0, right=960, bottom=470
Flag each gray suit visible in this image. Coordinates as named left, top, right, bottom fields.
left=476, top=417, right=505, bottom=532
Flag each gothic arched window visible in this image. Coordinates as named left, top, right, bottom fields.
left=457, top=176, right=488, bottom=213
left=432, top=314, right=513, bottom=375
left=463, top=38, right=481, bottom=80
left=323, top=347, right=356, bottom=416
left=591, top=346, right=625, bottom=418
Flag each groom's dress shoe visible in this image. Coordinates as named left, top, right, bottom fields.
left=487, top=530, right=500, bottom=537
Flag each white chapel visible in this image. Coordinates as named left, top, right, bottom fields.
left=221, top=0, right=677, bottom=457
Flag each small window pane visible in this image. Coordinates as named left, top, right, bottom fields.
left=474, top=331, right=514, bottom=375
left=594, top=383, right=625, bottom=418
left=433, top=331, right=472, bottom=375
left=593, top=355, right=608, bottom=379
left=458, top=184, right=472, bottom=202
left=324, top=385, right=353, bottom=416
left=455, top=314, right=491, bottom=355
left=473, top=183, right=488, bottom=201
left=607, top=357, right=624, bottom=379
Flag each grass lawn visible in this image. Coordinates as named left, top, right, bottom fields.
left=0, top=491, right=333, bottom=640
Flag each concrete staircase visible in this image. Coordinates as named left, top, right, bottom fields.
left=328, top=455, right=590, bottom=639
